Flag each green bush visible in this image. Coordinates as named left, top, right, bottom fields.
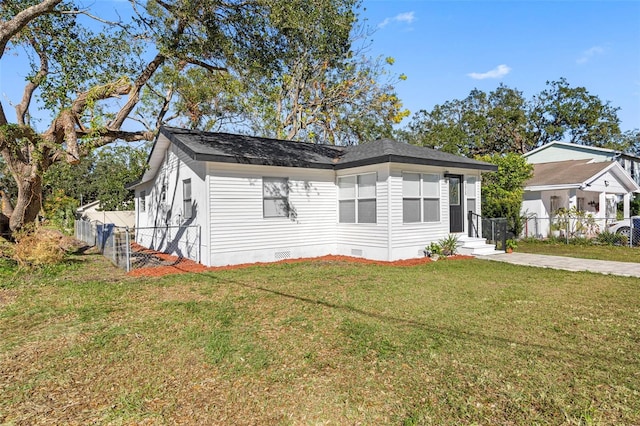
left=595, top=231, right=628, bottom=246
left=438, top=234, right=460, bottom=256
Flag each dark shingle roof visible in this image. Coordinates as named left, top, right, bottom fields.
left=161, top=127, right=343, bottom=169
left=158, top=127, right=497, bottom=171
left=336, top=138, right=497, bottom=170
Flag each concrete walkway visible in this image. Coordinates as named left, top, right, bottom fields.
left=475, top=252, right=640, bottom=278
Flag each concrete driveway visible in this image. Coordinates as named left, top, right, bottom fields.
left=475, top=252, right=640, bottom=278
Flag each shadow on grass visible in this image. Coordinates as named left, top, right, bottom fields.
left=193, top=271, right=632, bottom=366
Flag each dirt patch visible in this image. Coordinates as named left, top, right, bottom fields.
left=0, top=289, right=18, bottom=307
left=128, top=249, right=473, bottom=278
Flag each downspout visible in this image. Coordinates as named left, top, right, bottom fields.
left=387, top=165, right=393, bottom=261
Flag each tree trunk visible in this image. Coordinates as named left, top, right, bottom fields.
left=8, top=174, right=43, bottom=232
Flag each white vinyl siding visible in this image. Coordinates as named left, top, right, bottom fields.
left=135, top=144, right=207, bottom=263
left=338, top=173, right=377, bottom=224
left=263, top=177, right=289, bottom=218
left=403, top=173, right=440, bottom=223
left=208, top=164, right=337, bottom=266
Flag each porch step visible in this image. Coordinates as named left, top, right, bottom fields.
left=457, top=236, right=503, bottom=256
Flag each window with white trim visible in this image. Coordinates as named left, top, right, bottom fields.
left=338, top=173, right=377, bottom=223
left=466, top=177, right=477, bottom=215
left=183, top=179, right=192, bottom=219
left=140, top=190, right=146, bottom=212
left=263, top=177, right=290, bottom=218
left=402, top=173, right=440, bottom=223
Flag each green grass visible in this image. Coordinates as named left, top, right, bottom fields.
left=1, top=253, right=639, bottom=424
left=517, top=239, right=640, bottom=262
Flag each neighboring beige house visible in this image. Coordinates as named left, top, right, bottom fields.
left=522, top=142, right=640, bottom=237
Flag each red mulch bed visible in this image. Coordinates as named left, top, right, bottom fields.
left=128, top=244, right=472, bottom=277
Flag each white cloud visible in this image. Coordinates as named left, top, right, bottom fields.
left=378, top=11, right=415, bottom=29
left=467, top=64, right=512, bottom=80
left=577, top=46, right=605, bottom=64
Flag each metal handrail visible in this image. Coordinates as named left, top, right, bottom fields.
left=467, top=211, right=508, bottom=251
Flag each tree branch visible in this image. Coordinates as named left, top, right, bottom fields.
left=0, top=0, right=63, bottom=60
left=107, top=53, right=167, bottom=130
left=15, top=37, right=49, bottom=126
left=182, top=57, right=228, bottom=73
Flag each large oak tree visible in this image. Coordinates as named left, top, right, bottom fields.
left=0, top=0, right=375, bottom=231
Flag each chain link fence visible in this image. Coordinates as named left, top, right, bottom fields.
left=75, top=220, right=201, bottom=271
left=521, top=215, right=640, bottom=246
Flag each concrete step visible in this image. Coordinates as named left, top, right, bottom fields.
left=457, top=237, right=503, bottom=256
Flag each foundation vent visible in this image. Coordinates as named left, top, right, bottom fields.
left=351, top=249, right=363, bottom=257
left=275, top=250, right=291, bottom=260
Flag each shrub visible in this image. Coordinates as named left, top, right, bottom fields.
left=595, top=230, right=628, bottom=246
left=12, top=227, right=65, bottom=266
left=567, top=236, right=593, bottom=246
left=438, top=234, right=460, bottom=256
left=425, top=242, right=442, bottom=257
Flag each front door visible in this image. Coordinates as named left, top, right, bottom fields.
left=447, top=174, right=463, bottom=233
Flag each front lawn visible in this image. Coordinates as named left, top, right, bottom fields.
left=517, top=239, right=640, bottom=263
left=1, top=253, right=639, bottom=424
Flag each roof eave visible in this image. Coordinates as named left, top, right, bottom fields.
left=334, top=154, right=497, bottom=171
left=525, top=184, right=582, bottom=191
left=191, top=153, right=335, bottom=169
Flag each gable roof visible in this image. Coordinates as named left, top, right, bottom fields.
left=524, top=141, right=640, bottom=162
left=133, top=127, right=497, bottom=186
left=163, top=127, right=342, bottom=169
left=525, top=159, right=640, bottom=192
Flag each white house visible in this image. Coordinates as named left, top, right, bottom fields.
left=76, top=200, right=135, bottom=228
left=521, top=142, right=640, bottom=237
left=524, top=141, right=640, bottom=186
left=130, top=127, right=498, bottom=267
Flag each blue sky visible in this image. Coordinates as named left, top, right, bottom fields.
left=360, top=0, right=640, bottom=132
left=1, top=0, right=639, bottom=133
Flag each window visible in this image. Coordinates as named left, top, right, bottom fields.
left=263, top=177, right=289, bottom=218
left=577, top=197, right=585, bottom=212
left=160, top=181, right=167, bottom=203
left=466, top=177, right=476, bottom=215
left=550, top=195, right=561, bottom=214
left=140, top=190, right=146, bottom=212
left=403, top=173, right=440, bottom=223
left=183, top=179, right=192, bottom=219
left=338, top=173, right=377, bottom=223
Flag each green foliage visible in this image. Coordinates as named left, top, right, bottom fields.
left=1, top=0, right=366, bottom=231
left=477, top=153, right=533, bottom=236
left=530, top=78, right=622, bottom=148
left=225, top=11, right=409, bottom=144
left=402, top=84, right=533, bottom=155
left=401, top=79, right=625, bottom=155
left=550, top=207, right=599, bottom=237
left=438, top=234, right=460, bottom=256
left=426, top=235, right=460, bottom=257
left=43, top=189, right=78, bottom=233
left=595, top=230, right=628, bottom=246
left=426, top=241, right=442, bottom=256
left=43, top=144, right=149, bottom=211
